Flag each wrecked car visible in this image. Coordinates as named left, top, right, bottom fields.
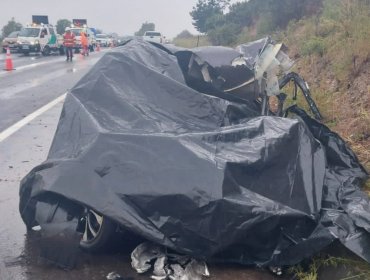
left=19, top=38, right=369, bottom=269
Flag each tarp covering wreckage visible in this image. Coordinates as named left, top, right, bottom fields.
left=20, top=39, right=369, bottom=268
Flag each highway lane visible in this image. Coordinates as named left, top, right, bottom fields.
left=0, top=46, right=282, bottom=280
left=0, top=52, right=62, bottom=70
left=0, top=50, right=107, bottom=131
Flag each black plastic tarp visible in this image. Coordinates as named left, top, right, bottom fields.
left=20, top=40, right=369, bottom=267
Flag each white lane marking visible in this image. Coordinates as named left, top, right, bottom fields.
left=0, top=93, right=66, bottom=143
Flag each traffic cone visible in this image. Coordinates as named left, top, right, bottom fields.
left=96, top=43, right=100, bottom=52
left=4, top=47, right=14, bottom=71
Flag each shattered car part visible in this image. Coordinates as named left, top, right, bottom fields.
left=152, top=255, right=169, bottom=280
left=106, top=272, right=134, bottom=280
left=131, top=242, right=210, bottom=280
left=269, top=266, right=283, bottom=276
left=131, top=243, right=165, bottom=274
left=172, top=37, right=320, bottom=119
left=168, top=260, right=210, bottom=280
left=19, top=39, right=369, bottom=268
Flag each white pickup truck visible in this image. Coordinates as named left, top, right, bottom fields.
left=143, top=31, right=164, bottom=44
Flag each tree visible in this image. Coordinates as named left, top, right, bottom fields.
left=1, top=17, right=22, bottom=38
left=56, top=19, right=71, bottom=35
left=190, top=0, right=230, bottom=33
left=207, top=23, right=239, bottom=45
left=175, top=30, right=193, bottom=39
left=134, top=22, right=155, bottom=36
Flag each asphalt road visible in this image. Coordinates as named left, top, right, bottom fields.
left=0, top=49, right=284, bottom=280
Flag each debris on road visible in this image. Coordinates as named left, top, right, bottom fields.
left=19, top=39, right=369, bottom=270
left=131, top=242, right=210, bottom=280
left=106, top=271, right=133, bottom=280
left=131, top=243, right=165, bottom=274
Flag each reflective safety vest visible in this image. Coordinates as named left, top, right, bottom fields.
left=63, top=32, right=75, bottom=47
left=81, top=32, right=88, bottom=47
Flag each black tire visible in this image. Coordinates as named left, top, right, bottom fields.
left=59, top=47, right=65, bottom=55
left=42, top=46, right=50, bottom=56
left=79, top=209, right=117, bottom=253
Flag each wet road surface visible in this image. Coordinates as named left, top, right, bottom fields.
left=0, top=48, right=287, bottom=280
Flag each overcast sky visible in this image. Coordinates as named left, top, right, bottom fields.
left=1, top=0, right=241, bottom=38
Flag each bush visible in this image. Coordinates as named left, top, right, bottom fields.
left=301, top=37, right=326, bottom=56
left=175, top=30, right=194, bottom=39
left=235, top=27, right=257, bottom=45
left=256, top=14, right=275, bottom=36
left=173, top=35, right=211, bottom=48
left=207, top=23, right=239, bottom=45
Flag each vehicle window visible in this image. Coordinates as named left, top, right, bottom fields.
left=19, top=28, right=40, bottom=37
left=49, top=28, right=55, bottom=35
left=71, top=29, right=82, bottom=36
left=8, top=31, right=19, bottom=38
left=145, top=32, right=161, bottom=36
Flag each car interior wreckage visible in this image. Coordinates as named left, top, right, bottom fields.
left=19, top=38, right=369, bottom=271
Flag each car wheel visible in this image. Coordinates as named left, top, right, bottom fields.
left=42, top=46, right=50, bottom=56
left=79, top=209, right=117, bottom=253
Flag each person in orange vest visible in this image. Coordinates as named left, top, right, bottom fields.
left=63, top=27, right=76, bottom=62
left=81, top=30, right=89, bottom=56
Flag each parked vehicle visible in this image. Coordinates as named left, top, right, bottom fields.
left=143, top=31, right=164, bottom=44
left=17, top=24, right=64, bottom=56
left=2, top=31, right=20, bottom=52
left=70, top=27, right=96, bottom=52
left=96, top=33, right=112, bottom=47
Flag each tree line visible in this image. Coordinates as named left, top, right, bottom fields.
left=190, top=0, right=322, bottom=45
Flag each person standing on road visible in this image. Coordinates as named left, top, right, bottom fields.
left=63, top=27, right=75, bottom=62
left=81, top=30, right=89, bottom=56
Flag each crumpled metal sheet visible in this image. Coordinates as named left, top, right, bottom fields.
left=106, top=272, right=134, bottom=280
left=19, top=40, right=369, bottom=268
left=131, top=243, right=165, bottom=274
left=131, top=242, right=209, bottom=280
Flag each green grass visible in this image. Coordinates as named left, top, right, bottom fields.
left=172, top=36, right=211, bottom=48
left=290, top=255, right=370, bottom=280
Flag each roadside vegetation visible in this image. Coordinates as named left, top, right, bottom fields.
left=178, top=0, right=369, bottom=178
left=280, top=0, right=370, bottom=180
left=176, top=0, right=370, bottom=278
